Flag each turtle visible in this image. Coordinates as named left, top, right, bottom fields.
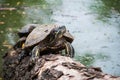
left=18, top=24, right=38, bottom=38
left=14, top=24, right=74, bottom=50
left=23, top=24, right=74, bottom=61
left=13, top=37, right=26, bottom=49
left=13, top=24, right=38, bottom=49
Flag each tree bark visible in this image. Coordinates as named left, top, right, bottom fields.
left=2, top=49, right=120, bottom=80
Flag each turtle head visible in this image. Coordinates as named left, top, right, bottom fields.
left=49, top=26, right=66, bottom=43
left=54, top=26, right=66, bottom=38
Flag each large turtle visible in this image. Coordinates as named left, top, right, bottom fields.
left=14, top=24, right=74, bottom=49
left=23, top=24, right=74, bottom=61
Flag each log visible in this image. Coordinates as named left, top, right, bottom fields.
left=2, top=49, right=120, bottom=80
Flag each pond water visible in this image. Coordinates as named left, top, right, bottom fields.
left=0, top=0, right=120, bottom=76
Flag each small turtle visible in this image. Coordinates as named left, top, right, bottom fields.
left=13, top=37, right=26, bottom=49
left=18, top=24, right=38, bottom=38
left=23, top=24, right=74, bottom=61
left=13, top=24, right=38, bottom=49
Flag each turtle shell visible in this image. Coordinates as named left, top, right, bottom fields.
left=18, top=24, right=38, bottom=37
left=24, top=24, right=58, bottom=48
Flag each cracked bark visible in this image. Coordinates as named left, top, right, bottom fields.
left=2, top=49, right=120, bottom=80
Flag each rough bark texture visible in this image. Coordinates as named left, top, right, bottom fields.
left=2, top=49, right=120, bottom=80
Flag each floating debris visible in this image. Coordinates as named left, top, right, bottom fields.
left=0, top=21, right=5, bottom=24
left=0, top=7, right=16, bottom=11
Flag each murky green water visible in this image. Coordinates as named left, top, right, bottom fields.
left=0, top=0, right=120, bottom=76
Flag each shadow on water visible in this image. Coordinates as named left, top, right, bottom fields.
left=0, top=0, right=120, bottom=77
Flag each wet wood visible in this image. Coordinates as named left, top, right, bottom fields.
left=2, top=49, right=120, bottom=80
left=0, top=7, right=16, bottom=11
left=0, top=7, right=28, bottom=11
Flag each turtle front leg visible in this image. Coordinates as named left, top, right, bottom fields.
left=64, top=42, right=75, bottom=58
left=30, top=45, right=41, bottom=62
